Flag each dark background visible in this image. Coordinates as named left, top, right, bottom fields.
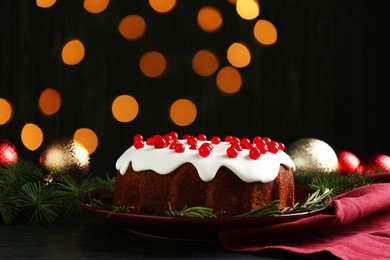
left=1, top=0, right=388, bottom=177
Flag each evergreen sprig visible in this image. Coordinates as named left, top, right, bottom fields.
left=0, top=160, right=114, bottom=224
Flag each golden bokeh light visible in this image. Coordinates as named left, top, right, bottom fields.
left=227, top=0, right=237, bottom=4
left=149, top=0, right=176, bottom=13
left=36, top=0, right=57, bottom=8
left=139, top=51, right=167, bottom=78
left=236, top=0, right=259, bottom=20
left=83, top=0, right=109, bottom=14
left=0, top=98, right=13, bottom=125
left=192, top=49, right=219, bottom=77
left=61, top=39, right=85, bottom=65
left=197, top=6, right=223, bottom=33
left=38, top=88, right=62, bottom=116
left=170, top=99, right=197, bottom=127
left=21, top=123, right=44, bottom=151
left=216, top=66, right=242, bottom=94
left=254, top=19, right=277, bottom=46
left=73, top=128, right=98, bottom=154
left=118, top=15, right=146, bottom=41
left=112, top=95, right=139, bottom=123
left=227, top=42, right=251, bottom=68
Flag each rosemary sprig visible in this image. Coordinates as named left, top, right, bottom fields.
left=164, top=202, right=223, bottom=218
left=88, top=198, right=133, bottom=213
left=283, top=188, right=332, bottom=214
left=235, top=200, right=281, bottom=217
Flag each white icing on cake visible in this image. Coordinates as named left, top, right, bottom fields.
left=116, top=140, right=296, bottom=183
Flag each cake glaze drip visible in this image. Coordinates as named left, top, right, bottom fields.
left=116, top=140, right=296, bottom=183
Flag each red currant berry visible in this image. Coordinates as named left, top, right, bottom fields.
left=133, top=134, right=143, bottom=142
left=189, top=144, right=198, bottom=150
left=199, top=143, right=212, bottom=157
left=226, top=146, right=239, bottom=158
left=182, top=134, right=190, bottom=140
left=174, top=143, right=185, bottom=153
left=211, top=136, right=220, bottom=144
left=197, top=133, right=207, bottom=141
left=252, top=136, right=262, bottom=144
left=267, top=141, right=279, bottom=154
left=249, top=148, right=261, bottom=160
left=146, top=137, right=154, bottom=146
left=187, top=136, right=198, bottom=146
left=153, top=135, right=166, bottom=149
left=278, top=142, right=285, bottom=151
left=224, top=135, right=233, bottom=142
left=169, top=131, right=179, bottom=140
left=134, top=139, right=144, bottom=149
left=262, top=137, right=271, bottom=143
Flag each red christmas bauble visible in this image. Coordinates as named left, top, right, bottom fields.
left=336, top=150, right=361, bottom=174
left=357, top=154, right=390, bottom=174
left=0, top=139, right=18, bottom=166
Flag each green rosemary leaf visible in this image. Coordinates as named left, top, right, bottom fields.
left=164, top=203, right=222, bottom=218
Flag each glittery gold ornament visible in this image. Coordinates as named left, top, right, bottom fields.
left=40, top=138, right=90, bottom=183
left=285, top=138, right=338, bottom=175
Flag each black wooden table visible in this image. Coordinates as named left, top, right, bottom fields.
left=0, top=217, right=321, bottom=259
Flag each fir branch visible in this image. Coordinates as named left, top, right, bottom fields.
left=18, top=182, right=64, bottom=223
left=0, top=186, right=20, bottom=224
left=164, top=202, right=223, bottom=218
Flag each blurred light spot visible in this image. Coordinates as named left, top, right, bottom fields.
left=236, top=0, right=259, bottom=20
left=112, top=95, right=139, bottom=123
left=73, top=128, right=98, bottom=154
left=254, top=19, right=277, bottom=46
left=192, top=49, right=219, bottom=77
left=39, top=88, right=61, bottom=116
left=118, top=15, right=146, bottom=41
left=21, top=123, right=43, bottom=151
left=0, top=98, right=13, bottom=125
left=198, top=6, right=223, bottom=32
left=83, top=0, right=109, bottom=14
left=227, top=42, right=251, bottom=68
left=36, top=0, right=56, bottom=8
left=149, top=0, right=176, bottom=13
left=216, top=66, right=242, bottom=94
left=170, top=99, right=197, bottom=126
left=227, top=0, right=237, bottom=4
left=139, top=51, right=167, bottom=78
left=62, top=39, right=85, bottom=65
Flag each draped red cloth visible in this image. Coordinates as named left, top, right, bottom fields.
left=219, top=173, right=390, bottom=259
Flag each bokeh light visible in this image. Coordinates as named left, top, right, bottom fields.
left=61, top=39, right=85, bottom=65
left=73, top=128, right=98, bottom=154
left=192, top=49, right=219, bottom=77
left=227, top=42, right=251, bottom=68
left=38, top=88, right=62, bottom=116
left=197, top=6, right=223, bottom=33
left=149, top=0, right=176, bottom=13
left=0, top=98, right=13, bottom=125
left=36, top=0, right=57, bottom=8
left=254, top=19, right=277, bottom=46
left=112, top=95, right=139, bottom=123
left=118, top=15, right=146, bottom=41
left=170, top=99, right=197, bottom=126
left=83, top=0, right=109, bottom=14
left=216, top=66, right=242, bottom=94
left=139, top=51, right=167, bottom=78
left=21, top=123, right=44, bottom=151
left=236, top=0, right=259, bottom=20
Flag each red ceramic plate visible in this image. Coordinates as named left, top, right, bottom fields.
left=81, top=186, right=331, bottom=240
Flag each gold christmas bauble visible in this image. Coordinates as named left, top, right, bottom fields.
left=40, top=138, right=90, bottom=183
left=285, top=138, right=338, bottom=175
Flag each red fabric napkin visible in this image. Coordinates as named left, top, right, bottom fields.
left=219, top=174, right=390, bottom=259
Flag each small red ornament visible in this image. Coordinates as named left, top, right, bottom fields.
left=0, top=139, right=18, bottom=166
left=357, top=154, right=390, bottom=174
left=336, top=150, right=361, bottom=174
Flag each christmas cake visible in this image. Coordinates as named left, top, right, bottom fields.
left=113, top=132, right=296, bottom=216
